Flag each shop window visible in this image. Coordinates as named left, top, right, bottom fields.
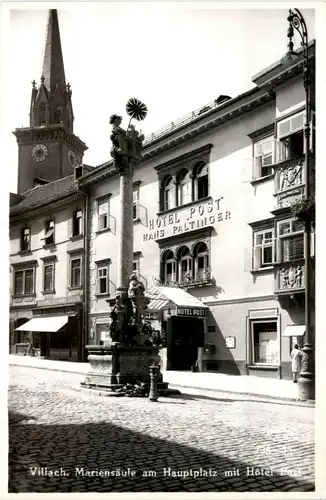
left=42, top=219, right=54, bottom=246
left=14, top=269, right=35, bottom=295
left=277, top=219, right=304, bottom=262
left=161, top=175, right=174, bottom=211
left=70, top=257, right=81, bottom=287
left=251, top=320, right=278, bottom=365
left=96, top=264, right=110, bottom=295
left=253, top=229, right=275, bottom=268
left=20, top=226, right=30, bottom=251
left=98, top=199, right=110, bottom=231
left=253, top=136, right=275, bottom=179
left=97, top=324, right=111, bottom=345
left=133, top=189, right=139, bottom=221
left=277, top=111, right=306, bottom=162
left=43, top=263, right=54, bottom=292
left=177, top=169, right=192, bottom=206
left=72, top=209, right=82, bottom=236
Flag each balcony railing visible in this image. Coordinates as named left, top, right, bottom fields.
left=154, top=269, right=215, bottom=289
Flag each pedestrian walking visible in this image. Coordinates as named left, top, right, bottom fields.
left=290, top=344, right=302, bottom=383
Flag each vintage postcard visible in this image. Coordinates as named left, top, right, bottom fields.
left=3, top=1, right=325, bottom=497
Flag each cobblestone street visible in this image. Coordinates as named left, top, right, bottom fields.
left=9, top=365, right=315, bottom=493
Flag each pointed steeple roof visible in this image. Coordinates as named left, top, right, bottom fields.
left=41, top=10, right=66, bottom=93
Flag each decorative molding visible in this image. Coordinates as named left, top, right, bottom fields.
left=154, top=144, right=213, bottom=177
left=133, top=181, right=142, bottom=189
left=248, top=123, right=275, bottom=140
left=157, top=226, right=213, bottom=249
left=94, top=258, right=112, bottom=265
left=11, top=260, right=38, bottom=269
left=40, top=255, right=57, bottom=262
left=248, top=217, right=275, bottom=229
left=133, top=251, right=142, bottom=259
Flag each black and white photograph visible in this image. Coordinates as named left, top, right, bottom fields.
left=4, top=1, right=323, bottom=495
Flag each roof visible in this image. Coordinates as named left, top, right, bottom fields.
left=146, top=285, right=209, bottom=310
left=10, top=175, right=78, bottom=216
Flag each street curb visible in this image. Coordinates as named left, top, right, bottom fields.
left=9, top=362, right=315, bottom=407
left=167, top=384, right=315, bottom=407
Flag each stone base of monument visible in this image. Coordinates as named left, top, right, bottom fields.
left=81, top=344, right=180, bottom=396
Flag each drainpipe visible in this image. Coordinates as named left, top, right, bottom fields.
left=77, top=183, right=89, bottom=363
left=82, top=189, right=89, bottom=362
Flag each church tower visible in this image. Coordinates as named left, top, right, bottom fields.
left=13, top=10, right=88, bottom=194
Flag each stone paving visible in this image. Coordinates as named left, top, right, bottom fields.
left=9, top=365, right=315, bottom=493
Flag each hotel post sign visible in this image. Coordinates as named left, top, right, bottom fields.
left=176, top=307, right=206, bottom=317
left=143, top=197, right=231, bottom=241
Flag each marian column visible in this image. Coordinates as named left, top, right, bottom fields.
left=108, top=99, right=148, bottom=344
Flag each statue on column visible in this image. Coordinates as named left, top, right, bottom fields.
left=109, top=98, right=147, bottom=173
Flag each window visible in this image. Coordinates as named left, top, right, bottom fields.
left=133, top=189, right=139, bottom=221
left=70, top=258, right=81, bottom=287
left=14, top=269, right=34, bottom=295
left=72, top=209, right=82, bottom=236
left=133, top=260, right=139, bottom=276
left=194, top=162, right=209, bottom=200
left=97, top=266, right=109, bottom=295
left=20, top=227, right=30, bottom=251
left=43, top=219, right=54, bottom=246
left=162, top=250, right=176, bottom=283
left=194, top=242, right=210, bottom=279
left=178, top=246, right=192, bottom=282
left=161, top=176, right=174, bottom=211
left=253, top=136, right=275, bottom=178
left=178, top=170, right=192, bottom=206
left=98, top=200, right=110, bottom=231
left=161, top=242, right=211, bottom=285
left=277, top=111, right=305, bottom=162
left=277, top=219, right=304, bottom=262
left=253, top=230, right=275, bottom=268
left=252, top=321, right=278, bottom=365
left=43, top=263, right=54, bottom=292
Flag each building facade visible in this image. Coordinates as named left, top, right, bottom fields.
left=79, top=41, right=315, bottom=379
left=9, top=10, right=89, bottom=361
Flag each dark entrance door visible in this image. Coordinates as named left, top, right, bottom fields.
left=170, top=316, right=200, bottom=370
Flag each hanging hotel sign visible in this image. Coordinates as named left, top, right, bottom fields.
left=177, top=307, right=206, bottom=317
left=143, top=197, right=231, bottom=241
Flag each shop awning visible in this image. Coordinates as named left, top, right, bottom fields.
left=15, top=316, right=69, bottom=333
left=282, top=325, right=306, bottom=337
left=145, top=285, right=209, bottom=312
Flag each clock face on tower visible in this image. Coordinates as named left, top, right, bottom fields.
left=68, top=150, right=77, bottom=168
left=31, top=144, right=49, bottom=163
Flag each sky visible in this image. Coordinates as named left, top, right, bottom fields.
left=1, top=3, right=316, bottom=193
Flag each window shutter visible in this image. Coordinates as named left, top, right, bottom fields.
left=138, top=203, right=148, bottom=226
left=106, top=276, right=110, bottom=295
left=244, top=247, right=253, bottom=272
left=243, top=158, right=253, bottom=183
left=68, top=211, right=74, bottom=238
left=96, top=276, right=100, bottom=295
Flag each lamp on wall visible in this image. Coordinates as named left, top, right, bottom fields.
left=283, top=8, right=315, bottom=402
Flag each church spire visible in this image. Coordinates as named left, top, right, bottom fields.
left=29, top=9, right=74, bottom=131
left=41, top=9, right=66, bottom=94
